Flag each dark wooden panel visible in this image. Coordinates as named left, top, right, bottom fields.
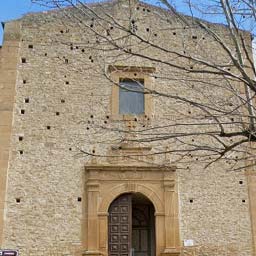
left=108, top=194, right=132, bottom=256
left=132, top=204, right=152, bottom=256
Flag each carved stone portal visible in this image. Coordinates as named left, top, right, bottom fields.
left=82, top=164, right=180, bottom=256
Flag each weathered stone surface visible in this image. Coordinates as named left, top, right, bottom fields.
left=0, top=1, right=254, bottom=256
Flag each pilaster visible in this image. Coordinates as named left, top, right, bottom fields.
left=0, top=20, right=21, bottom=246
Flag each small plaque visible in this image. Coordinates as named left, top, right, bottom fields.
left=184, top=239, right=194, bottom=247
left=0, top=250, right=19, bottom=256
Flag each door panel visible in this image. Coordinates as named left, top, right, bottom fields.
left=141, top=229, right=148, bottom=251
left=108, top=194, right=132, bottom=256
left=132, top=229, right=140, bottom=251
left=132, top=204, right=152, bottom=256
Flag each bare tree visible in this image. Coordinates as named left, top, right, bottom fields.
left=30, top=0, right=256, bottom=170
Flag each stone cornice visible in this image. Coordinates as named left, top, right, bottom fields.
left=84, top=164, right=176, bottom=172
left=108, top=65, right=156, bottom=73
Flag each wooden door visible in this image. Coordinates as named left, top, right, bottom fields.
left=108, top=194, right=132, bottom=256
left=132, top=204, right=154, bottom=256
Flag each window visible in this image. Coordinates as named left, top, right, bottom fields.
left=119, top=79, right=144, bottom=114
left=109, top=65, right=155, bottom=120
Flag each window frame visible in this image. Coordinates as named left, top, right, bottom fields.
left=109, top=65, right=155, bottom=120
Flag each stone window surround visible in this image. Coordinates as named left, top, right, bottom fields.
left=82, top=164, right=181, bottom=256
left=109, top=65, right=155, bottom=120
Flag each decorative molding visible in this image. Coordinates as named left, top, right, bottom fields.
left=108, top=65, right=156, bottom=73
left=97, top=183, right=165, bottom=214
left=163, top=180, right=175, bottom=189
left=83, top=163, right=180, bottom=256
left=86, top=182, right=100, bottom=192
left=85, top=164, right=176, bottom=172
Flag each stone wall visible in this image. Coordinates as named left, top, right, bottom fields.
left=0, top=1, right=254, bottom=255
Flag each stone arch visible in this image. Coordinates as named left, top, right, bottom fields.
left=98, top=183, right=164, bottom=214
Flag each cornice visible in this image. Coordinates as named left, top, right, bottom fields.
left=84, top=164, right=176, bottom=172
left=108, top=65, right=156, bottom=73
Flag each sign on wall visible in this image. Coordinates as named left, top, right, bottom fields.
left=0, top=250, right=19, bottom=256
left=184, top=239, right=194, bottom=247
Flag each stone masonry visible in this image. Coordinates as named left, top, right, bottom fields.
left=0, top=0, right=255, bottom=255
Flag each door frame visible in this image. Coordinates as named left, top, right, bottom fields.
left=83, top=165, right=180, bottom=256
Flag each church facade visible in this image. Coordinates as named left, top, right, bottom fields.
left=0, top=0, right=255, bottom=255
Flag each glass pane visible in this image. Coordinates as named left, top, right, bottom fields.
left=119, top=79, right=144, bottom=114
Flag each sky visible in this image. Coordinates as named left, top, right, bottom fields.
left=0, top=0, right=50, bottom=44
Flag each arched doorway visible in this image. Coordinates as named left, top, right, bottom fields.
left=108, top=193, right=155, bottom=256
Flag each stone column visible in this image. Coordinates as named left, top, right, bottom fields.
left=162, top=172, right=180, bottom=256
left=98, top=213, right=108, bottom=255
left=85, top=182, right=101, bottom=256
left=155, top=213, right=165, bottom=256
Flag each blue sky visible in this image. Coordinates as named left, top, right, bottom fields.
left=0, top=1, right=50, bottom=44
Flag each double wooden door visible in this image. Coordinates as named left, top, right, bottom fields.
left=108, top=194, right=154, bottom=256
